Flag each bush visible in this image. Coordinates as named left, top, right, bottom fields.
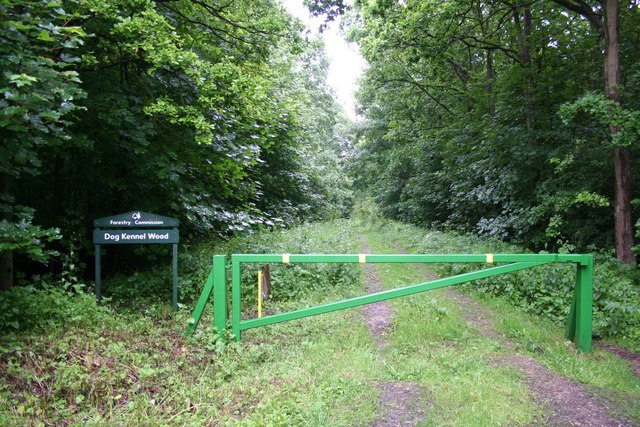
left=95, top=219, right=362, bottom=311
left=0, top=282, right=111, bottom=345
left=222, top=219, right=361, bottom=306
left=381, top=221, right=640, bottom=352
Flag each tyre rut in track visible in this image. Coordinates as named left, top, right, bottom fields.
left=361, top=235, right=429, bottom=427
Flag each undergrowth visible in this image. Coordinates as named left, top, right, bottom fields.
left=0, top=219, right=374, bottom=426
left=374, top=221, right=640, bottom=352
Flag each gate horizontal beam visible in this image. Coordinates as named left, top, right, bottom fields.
left=238, top=261, right=550, bottom=331
left=231, top=253, right=589, bottom=265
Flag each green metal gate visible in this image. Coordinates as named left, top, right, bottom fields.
left=186, top=253, right=593, bottom=352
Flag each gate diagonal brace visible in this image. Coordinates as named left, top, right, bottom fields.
left=238, top=261, right=550, bottom=332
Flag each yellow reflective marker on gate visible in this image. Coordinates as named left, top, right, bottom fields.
left=282, top=254, right=290, bottom=264
left=486, top=254, right=494, bottom=264
left=359, top=254, right=367, bottom=264
left=257, top=271, right=262, bottom=318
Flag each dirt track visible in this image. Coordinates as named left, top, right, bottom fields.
left=361, top=237, right=429, bottom=426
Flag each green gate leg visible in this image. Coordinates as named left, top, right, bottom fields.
left=231, top=261, right=241, bottom=341
left=574, top=255, right=593, bottom=352
left=213, top=255, right=228, bottom=341
left=185, top=255, right=227, bottom=338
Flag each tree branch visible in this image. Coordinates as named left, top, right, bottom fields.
left=550, top=0, right=603, bottom=33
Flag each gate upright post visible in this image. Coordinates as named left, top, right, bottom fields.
left=573, top=255, right=593, bottom=352
left=213, top=255, right=228, bottom=341
left=231, top=260, right=241, bottom=341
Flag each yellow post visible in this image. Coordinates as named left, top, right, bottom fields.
left=257, top=271, right=262, bottom=318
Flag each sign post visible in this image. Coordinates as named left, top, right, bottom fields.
left=93, top=211, right=180, bottom=310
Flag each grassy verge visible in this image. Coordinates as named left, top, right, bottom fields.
left=0, top=219, right=380, bottom=426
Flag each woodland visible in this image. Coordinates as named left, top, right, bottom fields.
left=0, top=0, right=638, bottom=289
left=1, top=0, right=355, bottom=288
left=346, top=0, right=640, bottom=263
left=1, top=0, right=639, bottom=333
left=2, top=0, right=640, bottom=286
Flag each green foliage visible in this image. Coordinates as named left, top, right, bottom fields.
left=0, top=283, right=110, bottom=345
left=574, top=191, right=610, bottom=208
left=0, top=0, right=87, bottom=278
left=559, top=91, right=640, bottom=148
left=0, top=242, right=109, bottom=343
left=0, top=205, right=61, bottom=263
left=352, top=197, right=383, bottom=230
left=347, top=0, right=640, bottom=254
left=376, top=220, right=640, bottom=352
left=68, top=0, right=328, bottom=235
left=3, top=0, right=355, bottom=285
left=0, top=0, right=87, bottom=178
left=222, top=219, right=361, bottom=305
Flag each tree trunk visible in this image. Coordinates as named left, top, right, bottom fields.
left=613, top=147, right=635, bottom=264
left=605, top=0, right=636, bottom=264
left=0, top=251, right=13, bottom=291
left=0, top=173, right=14, bottom=290
left=604, top=0, right=620, bottom=104
left=513, top=5, right=534, bottom=138
left=486, top=49, right=495, bottom=118
left=523, top=6, right=534, bottom=134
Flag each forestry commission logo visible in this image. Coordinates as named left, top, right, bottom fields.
left=132, top=212, right=141, bottom=220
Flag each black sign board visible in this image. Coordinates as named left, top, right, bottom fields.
left=93, top=211, right=180, bottom=310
